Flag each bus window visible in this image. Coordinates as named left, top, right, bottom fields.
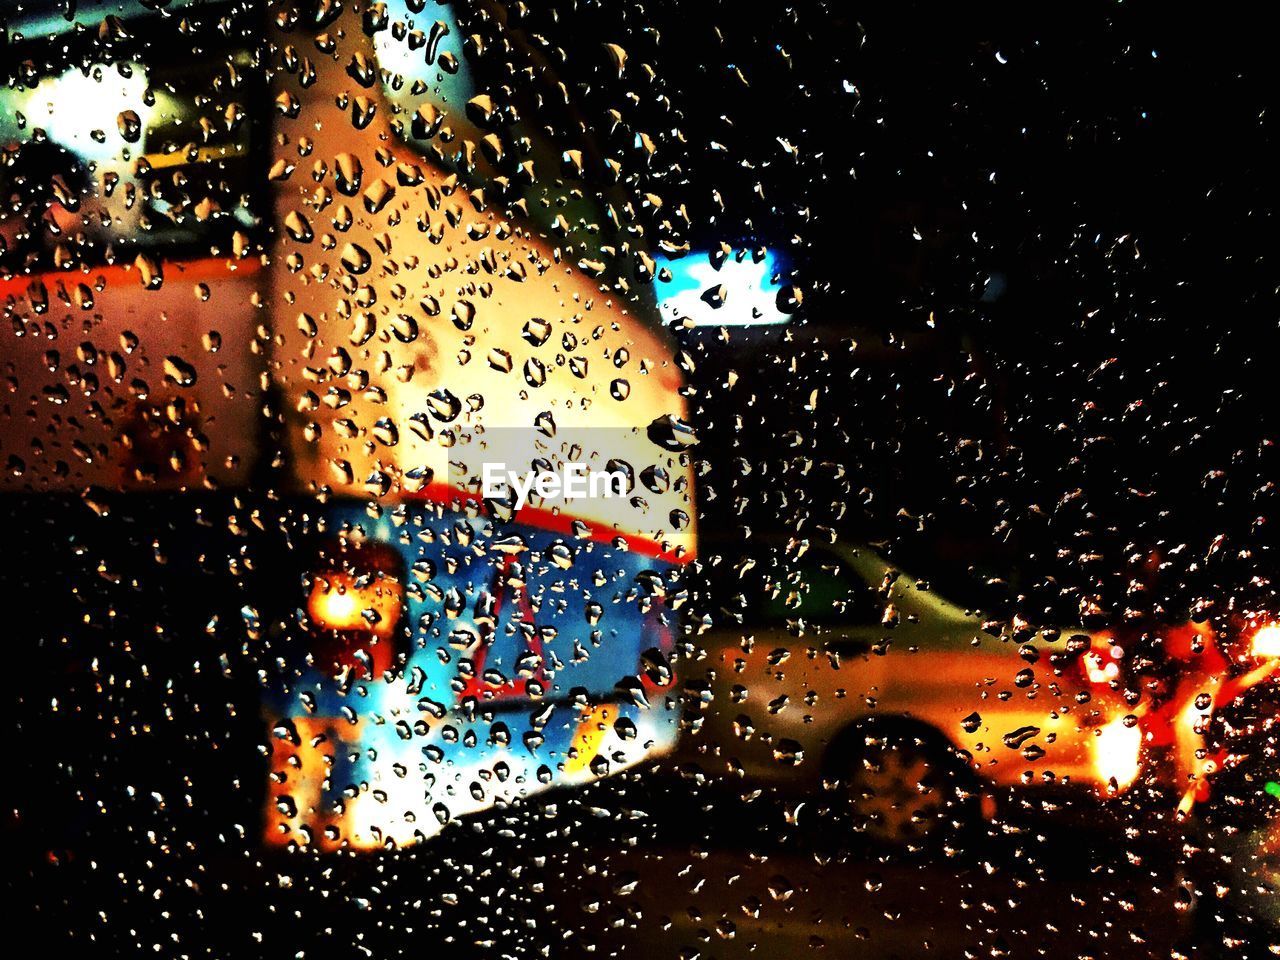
left=1, top=6, right=267, bottom=274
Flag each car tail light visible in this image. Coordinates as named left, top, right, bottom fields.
left=1081, top=638, right=1123, bottom=686
left=1208, top=618, right=1280, bottom=712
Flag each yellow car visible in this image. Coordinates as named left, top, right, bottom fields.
left=681, top=536, right=1141, bottom=846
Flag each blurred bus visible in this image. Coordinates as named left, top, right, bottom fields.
left=2, top=0, right=695, bottom=850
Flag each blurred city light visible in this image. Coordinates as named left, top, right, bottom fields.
left=655, top=249, right=790, bottom=327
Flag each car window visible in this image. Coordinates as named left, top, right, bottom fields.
left=702, top=543, right=880, bottom=627
left=753, top=549, right=879, bottom=624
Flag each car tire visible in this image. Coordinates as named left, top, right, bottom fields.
left=832, top=720, right=976, bottom=851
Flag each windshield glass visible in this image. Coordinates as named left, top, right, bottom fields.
left=8, top=2, right=1280, bottom=959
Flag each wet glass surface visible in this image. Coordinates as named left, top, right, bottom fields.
left=5, top=2, right=1280, bottom=956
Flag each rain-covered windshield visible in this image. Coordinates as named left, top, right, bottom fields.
left=7, top=2, right=1280, bottom=958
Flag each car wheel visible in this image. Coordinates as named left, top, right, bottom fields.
left=838, top=724, right=972, bottom=849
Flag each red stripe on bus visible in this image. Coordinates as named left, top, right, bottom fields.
left=402, top=481, right=696, bottom=563
left=0, top=256, right=263, bottom=299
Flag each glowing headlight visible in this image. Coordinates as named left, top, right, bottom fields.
left=307, top=572, right=401, bottom=638
left=1251, top=624, right=1280, bottom=658
left=1094, top=716, right=1142, bottom=791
